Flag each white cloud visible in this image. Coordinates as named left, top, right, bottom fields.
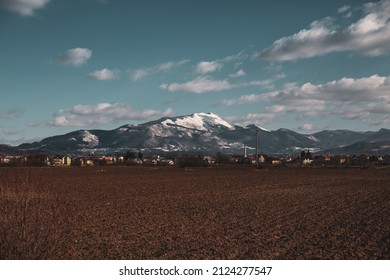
left=336, top=6, right=353, bottom=19
left=88, top=68, right=119, bottom=81
left=220, top=91, right=278, bottom=106
left=191, top=49, right=250, bottom=77
left=244, top=79, right=274, bottom=88
left=160, top=49, right=269, bottom=94
left=292, top=75, right=390, bottom=102
left=31, top=103, right=174, bottom=127
left=349, top=12, right=387, bottom=35
left=0, top=0, right=50, bottom=16
left=257, top=0, right=390, bottom=60
left=337, top=5, right=350, bottom=14
left=298, top=123, right=318, bottom=131
left=225, top=113, right=276, bottom=127
left=156, top=60, right=189, bottom=72
left=131, top=69, right=150, bottom=81
left=161, top=76, right=276, bottom=94
left=160, top=76, right=233, bottom=94
left=222, top=75, right=390, bottom=105
left=220, top=74, right=390, bottom=126
left=220, top=48, right=251, bottom=64
left=194, top=61, right=223, bottom=74
left=131, top=59, right=189, bottom=81
left=229, top=69, right=246, bottom=78
left=56, top=48, right=92, bottom=67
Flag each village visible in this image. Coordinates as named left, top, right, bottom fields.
left=0, top=151, right=389, bottom=168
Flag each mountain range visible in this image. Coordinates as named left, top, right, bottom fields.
left=2, top=112, right=390, bottom=156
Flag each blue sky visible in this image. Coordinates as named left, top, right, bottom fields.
left=1, top=0, right=389, bottom=145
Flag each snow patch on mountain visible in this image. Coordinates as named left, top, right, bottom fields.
left=161, top=119, right=175, bottom=126
left=81, top=131, right=99, bottom=147
left=118, top=124, right=138, bottom=132
left=258, top=126, right=270, bottom=132
left=307, top=135, right=319, bottom=142
left=148, top=124, right=173, bottom=137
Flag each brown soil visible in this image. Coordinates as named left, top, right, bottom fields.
left=1, top=166, right=389, bottom=259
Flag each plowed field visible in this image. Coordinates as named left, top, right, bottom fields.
left=1, top=166, right=389, bottom=259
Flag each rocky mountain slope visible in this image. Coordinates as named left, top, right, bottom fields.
left=12, top=112, right=390, bottom=156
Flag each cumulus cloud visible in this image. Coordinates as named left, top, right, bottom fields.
left=194, top=61, right=223, bottom=74
left=130, top=60, right=189, bottom=81
left=161, top=76, right=275, bottom=94
left=222, top=75, right=390, bottom=105
left=156, top=60, right=189, bottom=72
left=56, top=48, right=92, bottom=67
left=219, top=48, right=252, bottom=65
left=245, top=80, right=275, bottom=88
left=160, top=76, right=233, bottom=94
left=30, top=103, right=174, bottom=127
left=192, top=49, right=251, bottom=76
left=220, top=74, right=390, bottom=126
left=88, top=68, right=119, bottom=81
left=298, top=123, right=318, bottom=131
left=337, top=5, right=350, bottom=14
left=281, top=75, right=390, bottom=102
left=159, top=50, right=255, bottom=93
left=225, top=113, right=276, bottom=127
left=257, top=0, right=390, bottom=60
left=220, top=91, right=278, bottom=106
left=229, top=69, right=246, bottom=78
left=0, top=0, right=50, bottom=16
left=131, top=69, right=151, bottom=81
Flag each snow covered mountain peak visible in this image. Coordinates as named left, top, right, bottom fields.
left=14, top=112, right=390, bottom=156
left=161, top=112, right=235, bottom=131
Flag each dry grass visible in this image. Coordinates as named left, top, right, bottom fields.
left=0, top=168, right=70, bottom=259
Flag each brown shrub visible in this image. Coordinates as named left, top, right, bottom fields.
left=0, top=168, right=69, bottom=259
